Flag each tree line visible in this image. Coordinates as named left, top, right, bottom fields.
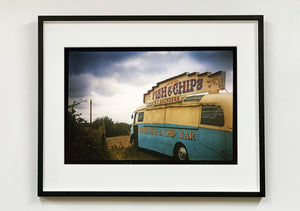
left=65, top=100, right=131, bottom=162
left=91, top=117, right=131, bottom=137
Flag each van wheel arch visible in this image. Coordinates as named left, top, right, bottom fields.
left=174, top=143, right=189, bottom=161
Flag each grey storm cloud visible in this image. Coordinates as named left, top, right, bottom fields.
left=69, top=73, right=118, bottom=98
left=68, top=50, right=234, bottom=98
left=188, top=51, right=234, bottom=71
left=69, top=51, right=141, bottom=76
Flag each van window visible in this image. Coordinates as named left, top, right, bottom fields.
left=138, top=112, right=144, bottom=122
left=201, top=105, right=224, bottom=127
left=135, top=112, right=139, bottom=123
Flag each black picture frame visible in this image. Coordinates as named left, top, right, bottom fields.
left=38, top=15, right=265, bottom=197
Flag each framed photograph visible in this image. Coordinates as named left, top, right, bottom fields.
left=38, top=16, right=265, bottom=197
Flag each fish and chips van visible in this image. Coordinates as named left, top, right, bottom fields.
left=130, top=71, right=234, bottom=161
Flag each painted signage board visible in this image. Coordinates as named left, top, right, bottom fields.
left=144, top=71, right=226, bottom=104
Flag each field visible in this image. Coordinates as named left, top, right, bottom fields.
left=106, top=135, right=172, bottom=161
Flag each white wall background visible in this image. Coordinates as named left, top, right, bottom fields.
left=0, top=0, right=299, bottom=210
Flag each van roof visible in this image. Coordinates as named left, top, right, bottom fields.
left=200, top=93, right=232, bottom=109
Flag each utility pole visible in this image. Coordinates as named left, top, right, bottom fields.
left=90, top=99, right=92, bottom=123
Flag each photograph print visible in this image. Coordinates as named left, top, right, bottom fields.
left=65, top=47, right=237, bottom=164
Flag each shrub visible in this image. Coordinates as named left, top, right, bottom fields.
left=66, top=100, right=110, bottom=162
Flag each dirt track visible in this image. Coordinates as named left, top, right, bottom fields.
left=106, top=135, right=131, bottom=148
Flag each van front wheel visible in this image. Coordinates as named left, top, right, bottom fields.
left=175, top=145, right=188, bottom=161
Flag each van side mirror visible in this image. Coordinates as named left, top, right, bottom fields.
left=131, top=114, right=133, bottom=119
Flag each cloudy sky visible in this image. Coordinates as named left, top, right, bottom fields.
left=68, top=49, right=234, bottom=124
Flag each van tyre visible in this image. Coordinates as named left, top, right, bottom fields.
left=175, top=144, right=188, bottom=161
